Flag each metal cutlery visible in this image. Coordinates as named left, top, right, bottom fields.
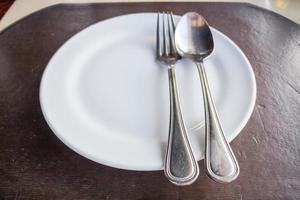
left=175, top=12, right=240, bottom=183
left=156, top=12, right=199, bottom=186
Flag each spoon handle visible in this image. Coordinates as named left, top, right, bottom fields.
left=196, top=62, right=239, bottom=183
left=164, top=66, right=199, bottom=186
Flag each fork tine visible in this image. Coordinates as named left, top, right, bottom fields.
left=156, top=12, right=161, bottom=58
left=170, top=12, right=176, bottom=31
left=162, top=12, right=168, bottom=56
left=167, top=12, right=175, bottom=55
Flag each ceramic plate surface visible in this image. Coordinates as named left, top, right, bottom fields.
left=40, top=13, right=256, bottom=171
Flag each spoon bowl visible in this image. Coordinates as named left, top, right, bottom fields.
left=175, top=12, right=214, bottom=62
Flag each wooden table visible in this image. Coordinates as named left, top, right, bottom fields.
left=0, top=2, right=299, bottom=199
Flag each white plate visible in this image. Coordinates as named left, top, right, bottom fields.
left=40, top=13, right=256, bottom=171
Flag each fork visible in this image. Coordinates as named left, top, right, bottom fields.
left=156, top=12, right=199, bottom=185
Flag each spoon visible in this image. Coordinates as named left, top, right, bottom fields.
left=175, top=12, right=239, bottom=183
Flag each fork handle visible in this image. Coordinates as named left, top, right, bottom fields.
left=196, top=61, right=239, bottom=183
left=164, top=65, right=199, bottom=186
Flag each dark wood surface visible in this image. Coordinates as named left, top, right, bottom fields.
left=0, top=2, right=299, bottom=200
left=0, top=0, right=14, bottom=19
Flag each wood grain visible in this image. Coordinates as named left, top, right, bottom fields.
left=0, top=2, right=299, bottom=200
left=0, top=0, right=14, bottom=19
